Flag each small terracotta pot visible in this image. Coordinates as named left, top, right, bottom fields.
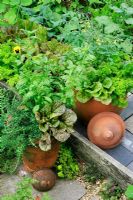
left=87, top=112, right=125, bottom=149
left=23, top=140, right=60, bottom=173
left=75, top=99, right=123, bottom=122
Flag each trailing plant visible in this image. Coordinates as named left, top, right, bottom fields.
left=1, top=177, right=52, bottom=200
left=0, top=88, right=41, bottom=173
left=55, top=143, right=79, bottom=179
left=35, top=103, right=77, bottom=151
left=125, top=185, right=133, bottom=200
left=84, top=161, right=104, bottom=183
left=99, top=179, right=123, bottom=200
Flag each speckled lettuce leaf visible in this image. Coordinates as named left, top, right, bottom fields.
left=39, top=124, right=49, bottom=133
left=49, top=103, right=66, bottom=119
left=62, top=109, right=77, bottom=126
left=39, top=134, right=51, bottom=151
left=52, top=128, right=71, bottom=142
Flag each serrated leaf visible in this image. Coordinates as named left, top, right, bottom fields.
left=103, top=78, right=112, bottom=89
left=62, top=109, right=77, bottom=126
left=21, top=0, right=32, bottom=6
left=76, top=92, right=90, bottom=103
left=125, top=18, right=133, bottom=24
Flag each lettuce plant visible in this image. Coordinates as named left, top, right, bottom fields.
left=35, top=103, right=77, bottom=151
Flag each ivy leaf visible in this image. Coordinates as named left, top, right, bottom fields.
left=21, top=0, right=32, bottom=6
left=103, top=78, right=112, bottom=89
left=125, top=18, right=133, bottom=25
left=4, top=8, right=17, bottom=24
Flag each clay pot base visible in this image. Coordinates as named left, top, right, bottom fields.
left=75, top=99, right=123, bottom=122
left=87, top=112, right=125, bottom=149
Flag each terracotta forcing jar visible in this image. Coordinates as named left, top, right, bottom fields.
left=75, top=99, right=123, bottom=122
left=23, top=139, right=60, bottom=173
left=87, top=112, right=125, bottom=149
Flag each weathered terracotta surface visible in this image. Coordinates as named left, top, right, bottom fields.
left=75, top=99, right=123, bottom=122
left=87, top=112, right=125, bottom=149
left=23, top=140, right=60, bottom=173
left=32, top=169, right=56, bottom=191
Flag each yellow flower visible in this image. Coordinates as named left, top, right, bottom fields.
left=13, top=46, right=21, bottom=53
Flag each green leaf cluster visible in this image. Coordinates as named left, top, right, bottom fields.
left=125, top=185, right=133, bottom=200
left=55, top=143, right=79, bottom=179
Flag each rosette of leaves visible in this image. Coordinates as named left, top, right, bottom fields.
left=34, top=103, right=77, bottom=151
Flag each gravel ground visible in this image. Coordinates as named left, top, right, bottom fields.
left=77, top=162, right=127, bottom=200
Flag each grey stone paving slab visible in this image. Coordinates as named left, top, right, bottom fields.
left=0, top=174, right=86, bottom=200
left=121, top=130, right=133, bottom=153
left=127, top=161, right=133, bottom=171
left=105, top=144, right=133, bottom=166
left=125, top=115, right=133, bottom=134
left=121, top=95, right=133, bottom=120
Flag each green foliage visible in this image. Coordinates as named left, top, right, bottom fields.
left=0, top=0, right=33, bottom=25
left=63, top=46, right=133, bottom=108
left=55, top=143, right=79, bottom=179
left=35, top=103, right=77, bottom=151
left=125, top=185, right=133, bottom=200
left=0, top=88, right=41, bottom=173
left=99, top=179, right=123, bottom=200
left=1, top=177, right=52, bottom=200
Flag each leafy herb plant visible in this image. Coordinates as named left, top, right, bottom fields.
left=55, top=143, right=79, bottom=179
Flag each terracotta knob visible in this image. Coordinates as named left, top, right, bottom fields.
left=87, top=112, right=125, bottom=149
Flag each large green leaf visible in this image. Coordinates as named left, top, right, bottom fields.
left=0, top=3, right=6, bottom=13
left=21, top=0, right=32, bottom=6
left=95, top=16, right=111, bottom=25
left=104, top=23, right=120, bottom=34
left=4, top=8, right=17, bottom=24
left=9, top=0, right=20, bottom=5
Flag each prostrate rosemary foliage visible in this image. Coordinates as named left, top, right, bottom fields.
left=0, top=88, right=41, bottom=173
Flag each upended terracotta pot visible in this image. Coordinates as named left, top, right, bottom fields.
left=75, top=99, right=123, bottom=122
left=23, top=139, right=60, bottom=173
left=87, top=112, right=125, bottom=149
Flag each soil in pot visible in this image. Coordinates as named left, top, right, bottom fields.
left=23, top=139, right=60, bottom=173
left=75, top=99, right=123, bottom=123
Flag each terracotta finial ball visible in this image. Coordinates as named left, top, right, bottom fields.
left=32, top=169, right=56, bottom=191
left=87, top=112, right=125, bottom=149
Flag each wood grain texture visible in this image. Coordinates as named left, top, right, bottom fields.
left=71, top=131, right=133, bottom=189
